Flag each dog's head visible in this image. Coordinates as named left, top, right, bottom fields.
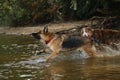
left=31, top=26, right=54, bottom=42
left=31, top=32, right=41, bottom=40
left=81, top=27, right=93, bottom=37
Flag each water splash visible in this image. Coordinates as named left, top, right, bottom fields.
left=18, top=57, right=46, bottom=65
left=96, top=43, right=120, bottom=57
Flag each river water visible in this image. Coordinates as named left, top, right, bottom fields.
left=0, top=34, right=120, bottom=80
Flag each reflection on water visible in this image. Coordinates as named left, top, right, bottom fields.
left=45, top=58, right=120, bottom=80
left=0, top=34, right=120, bottom=80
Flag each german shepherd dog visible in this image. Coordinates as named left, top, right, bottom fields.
left=31, top=26, right=97, bottom=61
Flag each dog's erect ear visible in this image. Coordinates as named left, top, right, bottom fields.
left=43, top=26, right=48, bottom=33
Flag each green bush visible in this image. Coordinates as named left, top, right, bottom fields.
left=0, top=0, right=111, bottom=27
left=0, top=0, right=31, bottom=26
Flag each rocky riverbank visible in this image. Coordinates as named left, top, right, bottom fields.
left=0, top=20, right=92, bottom=35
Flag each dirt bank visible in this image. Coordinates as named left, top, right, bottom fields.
left=0, top=20, right=92, bottom=35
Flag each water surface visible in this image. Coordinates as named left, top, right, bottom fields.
left=0, top=34, right=120, bottom=80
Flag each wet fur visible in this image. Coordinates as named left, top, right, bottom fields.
left=81, top=27, right=120, bottom=50
left=32, top=27, right=96, bottom=61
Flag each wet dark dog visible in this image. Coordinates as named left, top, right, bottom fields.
left=32, top=26, right=96, bottom=61
left=81, top=27, right=120, bottom=50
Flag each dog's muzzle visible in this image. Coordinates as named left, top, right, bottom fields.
left=31, top=33, right=41, bottom=40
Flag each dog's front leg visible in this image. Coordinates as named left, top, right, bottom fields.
left=45, top=50, right=59, bottom=61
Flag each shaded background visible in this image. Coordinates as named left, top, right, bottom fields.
left=0, top=0, right=120, bottom=27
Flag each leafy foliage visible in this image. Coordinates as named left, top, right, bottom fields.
left=0, top=0, right=118, bottom=27
left=0, top=0, right=30, bottom=26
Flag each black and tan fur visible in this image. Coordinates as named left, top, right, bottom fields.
left=32, top=26, right=96, bottom=61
